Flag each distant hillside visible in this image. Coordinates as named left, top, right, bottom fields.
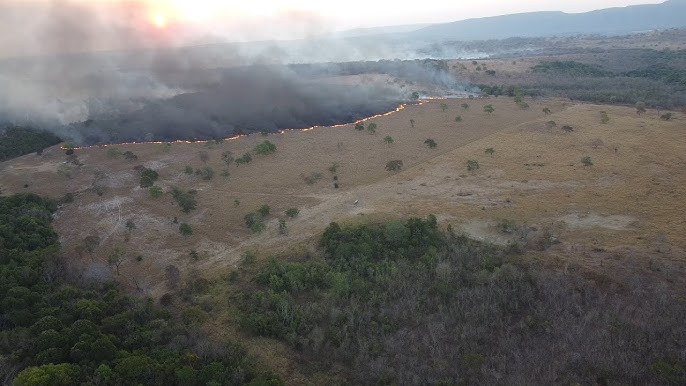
left=411, top=0, right=686, bottom=40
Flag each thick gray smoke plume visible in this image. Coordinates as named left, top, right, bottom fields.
left=0, top=1, right=472, bottom=145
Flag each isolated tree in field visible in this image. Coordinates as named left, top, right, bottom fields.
left=198, top=151, right=210, bottom=163
left=140, top=168, right=159, bottom=188
left=258, top=204, right=270, bottom=217
left=424, top=139, right=437, bottom=149
left=254, top=140, right=277, bottom=155
left=386, top=160, right=403, bottom=172
left=235, top=153, right=252, bottom=166
left=285, top=208, right=300, bottom=218
left=367, top=123, right=377, bottom=134
left=600, top=111, right=610, bottom=124
left=467, top=159, right=480, bottom=172
left=244, top=212, right=265, bottom=233
left=195, top=166, right=214, bottom=180
left=440, top=103, right=448, bottom=112
left=660, top=112, right=674, bottom=121
left=221, top=151, right=234, bottom=167
left=355, top=122, right=365, bottom=131
left=171, top=188, right=197, bottom=213
left=635, top=102, right=647, bottom=116
left=461, top=103, right=469, bottom=109
left=107, top=247, right=125, bottom=274
left=383, top=136, right=394, bottom=146
left=483, top=104, right=495, bottom=114
left=179, top=223, right=193, bottom=238
left=411, top=92, right=420, bottom=100
left=543, top=107, right=552, bottom=115
left=485, top=148, right=495, bottom=157
left=149, top=185, right=163, bottom=198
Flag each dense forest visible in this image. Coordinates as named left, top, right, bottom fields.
left=0, top=193, right=282, bottom=385
left=0, top=127, right=61, bottom=162
left=476, top=49, right=686, bottom=108
left=229, top=218, right=686, bottom=385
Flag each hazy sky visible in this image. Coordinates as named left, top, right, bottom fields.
left=0, top=0, right=667, bottom=57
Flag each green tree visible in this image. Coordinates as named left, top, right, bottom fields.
left=424, top=139, right=437, bottom=149
left=179, top=223, right=193, bottom=238
left=485, top=148, right=495, bottom=156
left=258, top=204, right=271, bottom=217
left=184, top=165, right=194, bottom=174
left=467, top=159, right=480, bottom=172
left=561, top=125, right=574, bottom=133
left=600, top=111, right=610, bottom=124
left=14, top=363, right=80, bottom=386
left=483, top=104, right=495, bottom=114
left=149, top=185, right=164, bottom=198
left=255, top=140, right=277, bottom=155
left=140, top=168, right=159, bottom=188
left=285, top=208, right=300, bottom=218
left=660, top=113, right=674, bottom=121
left=235, top=153, right=253, bottom=166
left=367, top=123, right=377, bottom=134
left=195, top=166, right=214, bottom=180
left=581, top=156, right=594, bottom=167
left=107, top=247, right=125, bottom=274
left=411, top=91, right=420, bottom=100
left=244, top=212, right=266, bottom=233
left=385, top=160, right=403, bottom=172
left=383, top=136, right=394, bottom=146
left=354, top=123, right=365, bottom=131
left=171, top=188, right=198, bottom=213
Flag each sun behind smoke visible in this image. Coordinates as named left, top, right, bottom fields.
left=152, top=14, right=167, bottom=28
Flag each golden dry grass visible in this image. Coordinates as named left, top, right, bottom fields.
left=1, top=97, right=684, bottom=297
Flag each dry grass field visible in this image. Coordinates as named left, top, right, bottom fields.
left=1, top=97, right=684, bottom=298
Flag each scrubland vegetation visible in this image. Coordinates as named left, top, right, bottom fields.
left=0, top=194, right=282, bottom=385
left=0, top=127, right=61, bottom=162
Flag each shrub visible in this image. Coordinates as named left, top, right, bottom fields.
left=301, top=172, right=323, bottom=185
left=179, top=223, right=193, bottom=238
left=483, top=104, right=495, bottom=114
left=467, top=159, right=480, bottom=171
left=235, top=153, right=253, bottom=166
left=561, top=125, right=574, bottom=133
left=244, top=212, right=266, bottom=233
left=255, top=140, right=277, bottom=155
left=258, top=204, right=270, bottom=217
left=123, top=151, right=138, bottom=161
left=385, top=160, right=403, bottom=172
left=195, top=166, right=214, bottom=180
left=367, top=123, right=377, bottom=134
left=354, top=123, right=365, bottom=131
left=424, top=139, right=438, bottom=149
left=660, top=112, right=674, bottom=121
left=171, top=188, right=198, bottom=213
left=149, top=185, right=163, bottom=198
left=455, top=115, right=462, bottom=122
left=184, top=165, right=194, bottom=174
left=581, top=156, right=594, bottom=167
left=140, top=168, right=159, bottom=188
left=600, top=111, right=610, bottom=124
left=285, top=208, right=300, bottom=218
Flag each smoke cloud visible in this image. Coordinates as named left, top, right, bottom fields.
left=0, top=1, right=472, bottom=145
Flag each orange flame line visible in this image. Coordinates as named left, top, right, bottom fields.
left=62, top=99, right=447, bottom=150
